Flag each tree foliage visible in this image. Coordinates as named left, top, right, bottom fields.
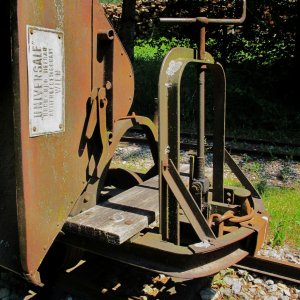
left=103, top=0, right=299, bottom=136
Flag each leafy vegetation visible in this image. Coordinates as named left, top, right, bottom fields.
left=117, top=0, right=298, bottom=139
left=105, top=1, right=300, bottom=246
left=134, top=37, right=192, bottom=60
left=133, top=35, right=298, bottom=139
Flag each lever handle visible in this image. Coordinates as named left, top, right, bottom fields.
left=160, top=0, right=246, bottom=25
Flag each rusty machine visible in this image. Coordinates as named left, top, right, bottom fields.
left=0, top=0, right=269, bottom=286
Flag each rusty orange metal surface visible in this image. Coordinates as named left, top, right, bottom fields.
left=92, top=0, right=134, bottom=127
left=9, top=0, right=136, bottom=284
left=15, top=0, right=93, bottom=284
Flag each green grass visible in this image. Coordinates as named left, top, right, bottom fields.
left=110, top=160, right=150, bottom=174
left=108, top=160, right=300, bottom=247
left=262, top=185, right=300, bottom=248
left=133, top=37, right=300, bottom=140
left=224, top=178, right=300, bottom=248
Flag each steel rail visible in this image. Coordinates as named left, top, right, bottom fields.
left=124, top=128, right=300, bottom=148
left=120, top=136, right=300, bottom=160
left=235, top=255, right=300, bottom=285
left=183, top=132, right=300, bottom=148
left=31, top=254, right=300, bottom=300
left=29, top=259, right=128, bottom=299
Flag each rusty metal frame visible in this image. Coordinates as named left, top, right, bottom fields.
left=158, top=44, right=267, bottom=256
left=3, top=0, right=159, bottom=285
left=162, top=159, right=215, bottom=241
left=59, top=227, right=254, bottom=280
left=2, top=0, right=270, bottom=286
left=225, top=149, right=260, bottom=198
left=71, top=107, right=158, bottom=216
left=158, top=47, right=228, bottom=244
left=63, top=0, right=267, bottom=283
left=157, top=0, right=266, bottom=255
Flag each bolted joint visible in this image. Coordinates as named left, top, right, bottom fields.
left=192, top=177, right=210, bottom=195
left=196, top=17, right=209, bottom=25
left=98, top=87, right=107, bottom=101
left=191, top=181, right=202, bottom=195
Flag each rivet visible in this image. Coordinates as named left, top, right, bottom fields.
left=105, top=81, right=112, bottom=90
left=59, top=124, right=63, bottom=129
left=32, top=126, right=37, bottom=132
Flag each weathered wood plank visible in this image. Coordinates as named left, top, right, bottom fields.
left=64, top=165, right=189, bottom=245
left=64, top=176, right=159, bottom=244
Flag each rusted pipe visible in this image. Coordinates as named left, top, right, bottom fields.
left=206, top=0, right=246, bottom=25
left=160, top=18, right=198, bottom=23
left=98, top=29, right=114, bottom=40
left=160, top=0, right=246, bottom=25
left=195, top=25, right=206, bottom=179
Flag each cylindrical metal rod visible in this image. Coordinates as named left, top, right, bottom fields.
left=196, top=26, right=206, bottom=179
left=160, top=17, right=197, bottom=23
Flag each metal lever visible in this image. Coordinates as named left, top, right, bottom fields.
left=160, top=0, right=246, bottom=25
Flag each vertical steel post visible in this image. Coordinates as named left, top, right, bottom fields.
left=195, top=25, right=206, bottom=179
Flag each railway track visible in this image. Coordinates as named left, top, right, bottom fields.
left=182, top=132, right=300, bottom=148
left=236, top=255, right=300, bottom=285
left=28, top=255, right=211, bottom=299
left=26, top=253, right=299, bottom=299
left=124, top=128, right=300, bottom=147
left=121, top=134, right=300, bottom=160
left=24, top=134, right=300, bottom=299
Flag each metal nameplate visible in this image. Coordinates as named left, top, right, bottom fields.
left=27, top=26, right=65, bottom=137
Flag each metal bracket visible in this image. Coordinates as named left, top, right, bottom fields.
left=162, top=159, right=215, bottom=241
left=159, top=47, right=226, bottom=244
